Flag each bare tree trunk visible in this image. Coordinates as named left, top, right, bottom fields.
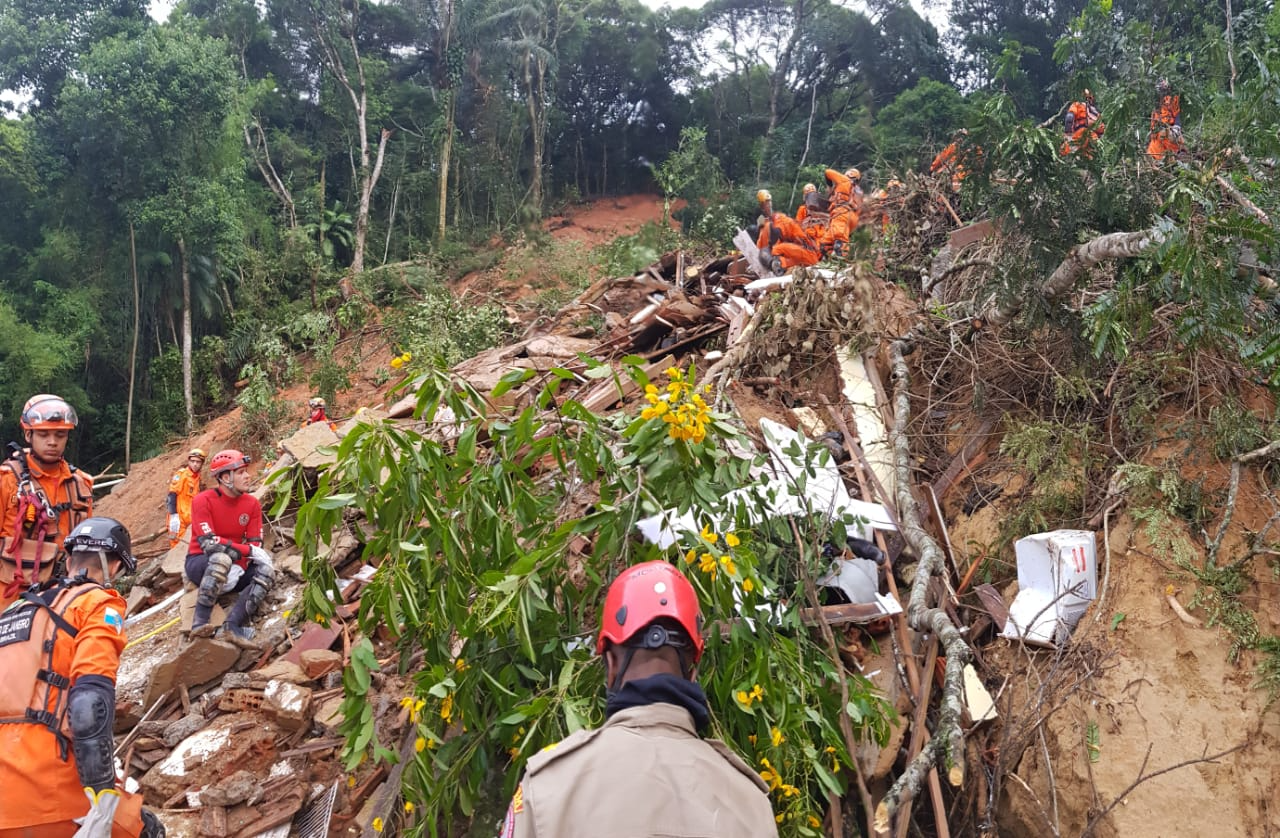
left=523, top=50, right=544, bottom=215
left=354, top=128, right=391, bottom=272
left=1226, top=0, right=1236, bottom=97
left=244, top=119, right=298, bottom=227
left=126, top=221, right=139, bottom=470
left=982, top=226, right=1167, bottom=327
left=178, top=236, right=194, bottom=434
left=438, top=92, right=456, bottom=241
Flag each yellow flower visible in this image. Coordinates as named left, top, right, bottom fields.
left=782, top=784, right=800, bottom=797
left=390, top=356, right=404, bottom=369
left=665, top=366, right=681, bottom=380
left=455, top=658, right=469, bottom=672
left=736, top=690, right=751, bottom=707
left=748, top=734, right=758, bottom=746
left=698, top=553, right=717, bottom=579
left=441, top=694, right=454, bottom=722
left=719, top=555, right=737, bottom=576
left=750, top=684, right=764, bottom=701
left=725, top=532, right=740, bottom=548
left=684, top=548, right=696, bottom=564
left=401, top=352, right=412, bottom=362
left=372, top=818, right=384, bottom=833
left=282, top=609, right=292, bottom=619
left=347, top=776, right=356, bottom=788
left=700, top=524, right=718, bottom=544
left=742, top=578, right=755, bottom=593
left=644, top=384, right=658, bottom=396
left=808, top=815, right=822, bottom=828
left=775, top=813, right=784, bottom=824
left=405, top=802, right=415, bottom=814
left=770, top=726, right=784, bottom=747
left=508, top=746, right=520, bottom=759
left=414, top=736, right=426, bottom=753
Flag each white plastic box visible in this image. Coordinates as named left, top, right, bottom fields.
left=1001, top=530, right=1097, bottom=647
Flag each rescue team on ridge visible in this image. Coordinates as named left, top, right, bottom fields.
left=759, top=78, right=1186, bottom=275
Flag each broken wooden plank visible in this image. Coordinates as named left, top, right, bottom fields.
left=973, top=583, right=1008, bottom=630
left=799, top=602, right=894, bottom=627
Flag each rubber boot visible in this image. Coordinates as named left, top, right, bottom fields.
left=190, top=603, right=216, bottom=638
left=223, top=622, right=259, bottom=650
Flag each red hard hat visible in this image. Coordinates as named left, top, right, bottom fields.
left=597, top=561, right=705, bottom=662
left=21, top=394, right=78, bottom=431
left=209, top=448, right=251, bottom=477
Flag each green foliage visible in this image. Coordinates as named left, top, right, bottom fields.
left=289, top=360, right=894, bottom=836
left=387, top=289, right=512, bottom=372
left=591, top=222, right=671, bottom=277
left=997, top=417, right=1101, bottom=550
left=303, top=202, right=355, bottom=265
left=872, top=78, right=970, bottom=169
left=653, top=127, right=730, bottom=239
left=233, top=362, right=294, bottom=454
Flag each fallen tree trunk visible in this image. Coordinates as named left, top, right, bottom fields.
left=983, top=226, right=1166, bottom=328
left=875, top=336, right=972, bottom=833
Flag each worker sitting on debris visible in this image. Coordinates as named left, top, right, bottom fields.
left=500, top=561, right=778, bottom=838
left=166, top=449, right=205, bottom=549
left=755, top=189, right=821, bottom=274
left=931, top=130, right=971, bottom=191
left=820, top=168, right=860, bottom=257
left=1, top=394, right=94, bottom=612
left=1060, top=89, right=1105, bottom=157
left=0, top=517, right=165, bottom=838
left=1146, top=78, right=1184, bottom=161
left=186, top=449, right=273, bottom=648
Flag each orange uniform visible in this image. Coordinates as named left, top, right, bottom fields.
left=757, top=211, right=821, bottom=270
left=795, top=192, right=830, bottom=251
left=0, top=456, right=93, bottom=611
left=0, top=582, right=146, bottom=837
left=1146, top=94, right=1183, bottom=160
left=167, top=465, right=201, bottom=549
left=931, top=142, right=969, bottom=192
left=820, top=169, right=860, bottom=256
left=1061, top=100, right=1105, bottom=157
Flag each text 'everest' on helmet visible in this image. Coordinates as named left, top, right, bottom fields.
left=64, top=517, right=136, bottom=573
left=20, top=394, right=78, bottom=430
left=596, top=560, right=705, bottom=661
left=210, top=448, right=251, bottom=476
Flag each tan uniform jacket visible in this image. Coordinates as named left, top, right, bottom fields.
left=503, top=702, right=778, bottom=838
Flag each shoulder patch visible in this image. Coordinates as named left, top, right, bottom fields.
left=522, top=727, right=601, bottom=777
left=103, top=607, right=123, bottom=634
left=706, top=738, right=770, bottom=794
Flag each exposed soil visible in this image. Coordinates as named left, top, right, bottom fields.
left=542, top=193, right=683, bottom=247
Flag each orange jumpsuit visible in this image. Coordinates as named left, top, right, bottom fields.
left=0, top=456, right=93, bottom=611
left=1146, top=94, right=1183, bottom=160
left=820, top=169, right=859, bottom=256
left=757, top=210, right=821, bottom=269
left=167, top=465, right=201, bottom=549
left=0, top=582, right=146, bottom=837
left=796, top=192, right=830, bottom=253
left=1060, top=101, right=1105, bottom=157
left=931, top=143, right=969, bottom=191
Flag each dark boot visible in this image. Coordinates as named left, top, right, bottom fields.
left=223, top=622, right=259, bottom=649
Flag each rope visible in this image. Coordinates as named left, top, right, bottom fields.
left=125, top=616, right=180, bottom=649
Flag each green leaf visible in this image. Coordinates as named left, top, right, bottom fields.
left=317, top=493, right=357, bottom=509
left=1110, top=612, right=1126, bottom=631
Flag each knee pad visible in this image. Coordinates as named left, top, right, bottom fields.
left=197, top=551, right=233, bottom=608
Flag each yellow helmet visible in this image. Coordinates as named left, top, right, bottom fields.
left=802, top=183, right=817, bottom=195
left=309, top=397, right=326, bottom=409
left=756, top=189, right=772, bottom=204
left=845, top=168, right=861, bottom=181
left=188, top=448, right=207, bottom=460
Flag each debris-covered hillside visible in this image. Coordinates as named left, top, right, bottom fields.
left=99, top=189, right=1280, bottom=838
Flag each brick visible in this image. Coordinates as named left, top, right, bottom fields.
left=299, top=649, right=342, bottom=680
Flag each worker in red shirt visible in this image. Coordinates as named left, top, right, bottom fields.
left=1, top=394, right=94, bottom=610
left=186, top=449, right=273, bottom=648
left=0, top=517, right=164, bottom=838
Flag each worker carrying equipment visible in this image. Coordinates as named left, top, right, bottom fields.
left=166, top=449, right=206, bottom=549
left=755, top=188, right=820, bottom=274
left=1, top=394, right=94, bottom=612
left=499, top=560, right=777, bottom=838
left=0, top=517, right=164, bottom=838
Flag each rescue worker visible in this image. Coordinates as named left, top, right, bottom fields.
left=820, top=168, right=860, bottom=257
left=931, top=129, right=970, bottom=191
left=500, top=561, right=778, bottom=838
left=1, top=395, right=94, bottom=611
left=795, top=183, right=830, bottom=251
left=1060, top=89, right=1105, bottom=157
left=755, top=189, right=820, bottom=273
left=165, top=449, right=205, bottom=549
left=0, top=517, right=165, bottom=838
left=186, top=449, right=273, bottom=648
left=1146, top=78, right=1184, bottom=160
left=303, top=397, right=336, bottom=431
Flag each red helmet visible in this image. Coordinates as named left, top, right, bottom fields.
left=597, top=561, right=704, bottom=662
left=21, top=394, right=78, bottom=431
left=209, top=448, right=251, bottom=477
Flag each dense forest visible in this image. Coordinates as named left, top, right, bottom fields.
left=0, top=0, right=1275, bottom=469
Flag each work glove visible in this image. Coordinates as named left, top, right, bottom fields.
left=1169, top=124, right=1183, bottom=143
left=73, top=788, right=120, bottom=838
left=168, top=514, right=181, bottom=534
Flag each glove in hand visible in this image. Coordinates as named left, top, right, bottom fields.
left=73, top=788, right=120, bottom=838
left=168, top=514, right=181, bottom=534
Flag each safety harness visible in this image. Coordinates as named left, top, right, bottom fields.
left=0, top=578, right=99, bottom=761
left=1, top=455, right=93, bottom=595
